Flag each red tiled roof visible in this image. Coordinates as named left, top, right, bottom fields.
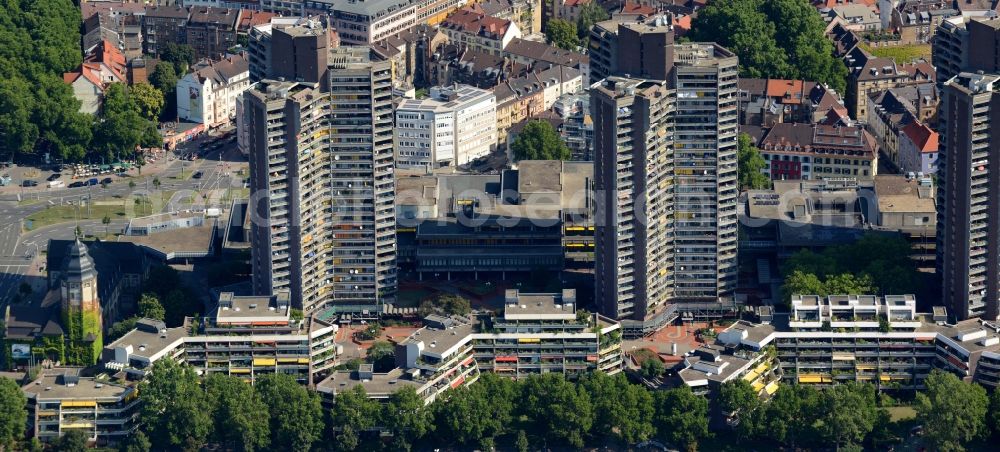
left=815, top=0, right=877, bottom=9
left=901, top=122, right=938, bottom=153
left=89, top=40, right=127, bottom=81
left=238, top=10, right=277, bottom=32
left=673, top=15, right=692, bottom=33
left=766, top=79, right=806, bottom=104
left=620, top=0, right=656, bottom=15
left=443, top=5, right=513, bottom=37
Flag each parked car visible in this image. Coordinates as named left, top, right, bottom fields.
left=101, top=177, right=113, bottom=185
left=21, top=180, right=37, bottom=187
left=68, top=181, right=85, bottom=188
left=192, top=171, right=203, bottom=179
left=46, top=173, right=61, bottom=182
left=87, top=178, right=99, bottom=186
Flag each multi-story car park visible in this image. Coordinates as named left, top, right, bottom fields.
left=678, top=294, right=1000, bottom=394
left=102, top=293, right=338, bottom=385
left=243, top=47, right=397, bottom=317
left=318, top=289, right=623, bottom=403
left=22, top=372, right=139, bottom=446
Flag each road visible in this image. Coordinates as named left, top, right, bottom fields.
left=0, top=139, right=248, bottom=306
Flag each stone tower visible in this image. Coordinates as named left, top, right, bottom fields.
left=60, top=239, right=103, bottom=365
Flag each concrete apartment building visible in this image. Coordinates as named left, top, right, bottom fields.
left=143, top=5, right=189, bottom=57
left=844, top=46, right=935, bottom=120
left=888, top=0, right=957, bottom=45
left=243, top=47, right=397, bottom=317
left=247, top=17, right=334, bottom=83
left=317, top=289, right=623, bottom=403
left=262, top=0, right=470, bottom=45
left=394, top=84, right=497, bottom=168
left=588, top=15, right=675, bottom=85
left=933, top=15, right=1000, bottom=82
left=185, top=7, right=242, bottom=60
left=865, top=83, right=939, bottom=173
left=176, top=53, right=251, bottom=128
left=22, top=371, right=139, bottom=446
left=937, top=72, right=1000, bottom=321
left=102, top=293, right=338, bottom=384
left=681, top=296, right=1000, bottom=394
left=592, top=41, right=740, bottom=336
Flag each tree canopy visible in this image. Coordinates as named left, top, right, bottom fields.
left=576, top=2, right=610, bottom=39
left=545, top=19, right=580, bottom=50
left=781, top=233, right=923, bottom=303
left=511, top=120, right=571, bottom=161
left=688, top=0, right=847, bottom=93
left=738, top=133, right=770, bottom=190
left=255, top=373, right=324, bottom=452
left=139, top=360, right=213, bottom=449
left=916, top=370, right=989, bottom=452
left=418, top=293, right=471, bottom=317
left=0, top=377, right=27, bottom=450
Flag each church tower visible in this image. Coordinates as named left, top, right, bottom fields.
left=60, top=239, right=103, bottom=365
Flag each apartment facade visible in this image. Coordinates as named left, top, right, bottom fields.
left=317, top=289, right=623, bottom=403
left=244, top=47, right=397, bottom=317
left=592, top=42, right=739, bottom=335
left=394, top=84, right=497, bottom=168
left=185, top=7, right=242, bottom=60
left=439, top=5, right=522, bottom=56
left=247, top=17, right=333, bottom=83
left=933, top=16, right=1000, bottom=83
left=143, top=6, right=189, bottom=57
left=176, top=53, right=251, bottom=128
left=937, top=72, right=1000, bottom=321
left=22, top=373, right=139, bottom=446
left=588, top=15, right=675, bottom=85
left=760, top=123, right=878, bottom=181
left=102, top=294, right=338, bottom=384
left=267, top=0, right=470, bottom=45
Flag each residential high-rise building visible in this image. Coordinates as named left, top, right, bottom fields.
left=592, top=42, right=739, bottom=336
left=247, top=17, right=334, bottom=83
left=588, top=15, right=674, bottom=85
left=243, top=47, right=397, bottom=317
left=933, top=16, right=1000, bottom=83
left=937, top=72, right=1000, bottom=321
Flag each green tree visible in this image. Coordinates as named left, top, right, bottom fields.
left=92, top=83, right=161, bottom=160
left=916, top=370, right=988, bottom=452
left=419, top=293, right=471, bottom=317
left=432, top=373, right=515, bottom=449
left=161, top=43, right=196, bottom=70
left=511, top=120, right=570, bottom=161
left=130, top=83, right=165, bottom=122
left=688, top=0, right=846, bottom=92
left=107, top=317, right=139, bottom=341
left=818, top=383, right=881, bottom=450
left=102, top=214, right=112, bottom=237
left=139, top=360, right=212, bottom=450
left=255, top=373, right=323, bottom=452
left=738, top=133, right=770, bottom=190
left=384, top=386, right=433, bottom=450
left=205, top=374, right=271, bottom=452
left=717, top=379, right=760, bottom=439
left=366, top=340, right=395, bottom=372
left=53, top=430, right=88, bottom=452
left=515, top=430, right=530, bottom=452
left=576, top=1, right=609, bottom=39
left=138, top=293, right=166, bottom=321
left=120, top=430, right=152, bottom=452
left=760, top=384, right=822, bottom=448
left=520, top=373, right=593, bottom=448
left=545, top=19, right=580, bottom=50
left=330, top=386, right=381, bottom=447
left=640, top=357, right=665, bottom=379
left=653, top=387, right=710, bottom=451
left=0, top=377, right=27, bottom=450
left=580, top=372, right=655, bottom=444
left=150, top=62, right=179, bottom=121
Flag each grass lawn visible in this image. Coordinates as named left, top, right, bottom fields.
left=886, top=405, right=917, bottom=422
left=630, top=348, right=659, bottom=365
left=25, top=191, right=176, bottom=229
left=861, top=43, right=931, bottom=63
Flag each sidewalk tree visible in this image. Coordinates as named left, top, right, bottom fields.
left=53, top=430, right=87, bottom=452
left=916, top=370, right=988, bottom=452
left=255, top=374, right=324, bottom=452
left=102, top=214, right=111, bottom=237
left=717, top=379, right=760, bottom=439
left=511, top=120, right=571, bottom=161
left=330, top=387, right=382, bottom=448
left=139, top=360, right=212, bottom=449
left=545, top=19, right=580, bottom=50
left=130, top=83, right=165, bottom=122
left=579, top=372, right=655, bottom=444
left=653, top=387, right=711, bottom=451
left=432, top=373, right=514, bottom=449
left=0, top=377, right=27, bottom=450
left=520, top=373, right=594, bottom=448
left=384, top=386, right=433, bottom=450
left=205, top=374, right=271, bottom=452
left=641, top=357, right=665, bottom=379
left=818, top=383, right=881, bottom=450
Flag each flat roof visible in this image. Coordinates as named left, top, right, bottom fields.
left=504, top=292, right=576, bottom=319
left=118, top=225, right=215, bottom=259
left=874, top=175, right=935, bottom=214
left=107, top=324, right=188, bottom=360
left=316, top=368, right=422, bottom=396
left=216, top=292, right=291, bottom=321
left=401, top=321, right=476, bottom=358
left=128, top=211, right=204, bottom=228
left=23, top=370, right=133, bottom=401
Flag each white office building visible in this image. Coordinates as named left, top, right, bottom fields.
left=395, top=84, right=497, bottom=168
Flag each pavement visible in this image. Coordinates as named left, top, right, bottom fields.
left=0, top=135, right=248, bottom=309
